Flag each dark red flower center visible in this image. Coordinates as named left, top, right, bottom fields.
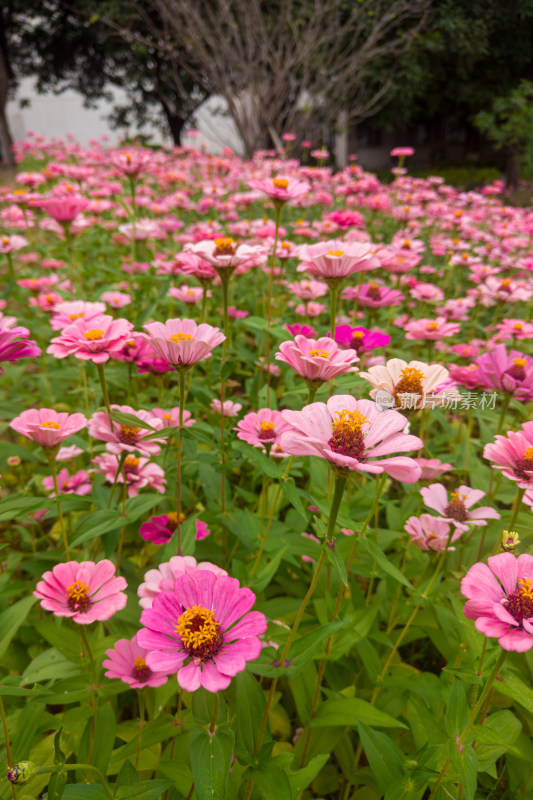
left=444, top=492, right=468, bottom=521
left=514, top=448, right=533, bottom=482
left=506, top=578, right=533, bottom=624
left=119, top=424, right=141, bottom=445
left=366, top=283, right=381, bottom=301
left=132, top=656, right=152, bottom=682
left=66, top=580, right=92, bottom=612
left=394, top=367, right=425, bottom=399
left=258, top=420, right=276, bottom=440
left=328, top=409, right=369, bottom=460
left=505, top=357, right=527, bottom=382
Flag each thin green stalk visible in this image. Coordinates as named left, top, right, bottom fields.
left=80, top=626, right=98, bottom=765
left=507, top=486, right=526, bottom=537
left=266, top=203, right=283, bottom=325
left=176, top=369, right=187, bottom=554
left=50, top=458, right=70, bottom=558
left=329, top=284, right=339, bottom=339
left=96, top=364, right=114, bottom=431
left=135, top=691, right=145, bottom=769
left=107, top=452, right=127, bottom=509
left=326, top=472, right=348, bottom=542
left=0, top=696, right=19, bottom=800
left=249, top=458, right=294, bottom=580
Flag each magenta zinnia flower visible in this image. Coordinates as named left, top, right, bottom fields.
left=333, top=325, right=390, bottom=353
left=420, top=483, right=500, bottom=532
left=483, top=424, right=533, bottom=489
left=343, top=282, right=404, bottom=309
left=139, top=513, right=210, bottom=546
left=42, top=467, right=91, bottom=496
left=103, top=633, right=168, bottom=689
left=462, top=553, right=533, bottom=652
left=279, top=395, right=423, bottom=481
left=47, top=315, right=134, bottom=364
left=34, top=560, right=127, bottom=624
left=275, top=335, right=359, bottom=382
left=138, top=570, right=267, bottom=691
left=141, top=318, right=225, bottom=368
left=468, top=344, right=533, bottom=402
left=10, top=408, right=87, bottom=448
left=0, top=330, right=41, bottom=373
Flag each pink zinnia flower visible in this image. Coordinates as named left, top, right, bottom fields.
left=169, top=286, right=206, bottom=304
left=151, top=407, right=195, bottom=427
left=414, top=458, right=453, bottom=480
left=138, top=570, right=267, bottom=692
left=298, top=239, right=379, bottom=280
left=0, top=331, right=41, bottom=373
left=57, top=444, right=84, bottom=461
left=40, top=196, right=89, bottom=223
left=42, top=467, right=91, bottom=496
left=138, top=557, right=227, bottom=609
left=483, top=424, right=533, bottom=490
left=391, top=147, right=414, bottom=158
left=469, top=344, right=533, bottom=402
left=284, top=323, right=317, bottom=338
left=91, top=453, right=165, bottom=497
left=235, top=408, right=294, bottom=454
left=103, top=633, right=168, bottom=688
left=0, top=233, right=28, bottom=253
left=275, top=335, right=359, bottom=382
left=343, top=282, right=404, bottom=309
left=88, top=405, right=165, bottom=456
left=187, top=238, right=267, bottom=272
left=48, top=315, right=134, bottom=364
left=50, top=301, right=107, bottom=330
left=333, top=325, right=390, bottom=353
left=358, top=358, right=449, bottom=410
left=34, top=560, right=127, bottom=624
left=420, top=484, right=500, bottom=532
left=495, top=318, right=533, bottom=341
left=101, top=291, right=131, bottom=308
left=280, top=396, right=423, bottom=481
left=110, top=148, right=153, bottom=176
left=404, top=317, right=461, bottom=341
left=10, top=408, right=87, bottom=448
left=287, top=280, right=328, bottom=301
left=141, top=318, right=225, bottom=368
left=139, top=512, right=210, bottom=545
left=247, top=175, right=310, bottom=204
left=210, top=399, right=242, bottom=417
left=405, top=514, right=457, bottom=551
left=461, top=553, right=533, bottom=652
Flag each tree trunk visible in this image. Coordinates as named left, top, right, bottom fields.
left=0, top=40, right=14, bottom=165
left=505, top=151, right=520, bottom=188
left=162, top=106, right=185, bottom=145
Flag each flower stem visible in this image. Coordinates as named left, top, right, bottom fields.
left=50, top=457, right=70, bottom=558
left=249, top=457, right=294, bottom=580
left=135, top=690, right=145, bottom=769
left=0, top=696, right=18, bottom=800
left=329, top=284, right=339, bottom=339
left=326, top=472, right=348, bottom=542
left=96, top=364, right=114, bottom=431
left=266, top=204, right=282, bottom=326
left=507, top=486, right=525, bottom=534
left=176, top=369, right=187, bottom=554
left=209, top=693, right=220, bottom=735
left=80, top=626, right=98, bottom=765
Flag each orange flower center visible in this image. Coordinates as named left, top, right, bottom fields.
left=168, top=332, right=194, bottom=343
left=69, top=312, right=84, bottom=320
left=84, top=329, right=104, bottom=341
left=328, top=409, right=369, bottom=460
left=258, top=419, right=276, bottom=440
left=272, top=178, right=288, bottom=188
left=506, top=578, right=533, bottom=624
left=514, top=358, right=527, bottom=368
left=166, top=511, right=186, bottom=531
left=124, top=456, right=140, bottom=469
left=514, top=323, right=523, bottom=330
left=327, top=250, right=344, bottom=256
left=213, top=237, right=235, bottom=256
left=352, top=331, right=364, bottom=340
left=132, top=656, right=151, bottom=681
left=175, top=605, right=222, bottom=659
left=42, top=421, right=62, bottom=429
left=395, top=367, right=425, bottom=397
left=66, top=580, right=91, bottom=612
left=119, top=424, right=140, bottom=445
left=426, top=322, right=439, bottom=331
left=308, top=349, right=331, bottom=358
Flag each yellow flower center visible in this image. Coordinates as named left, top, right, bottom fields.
left=308, top=349, right=331, bottom=358
left=395, top=367, right=425, bottom=397
left=328, top=409, right=369, bottom=459
left=175, top=605, right=221, bottom=658
left=13, top=189, right=26, bottom=195
left=213, top=237, right=235, bottom=256
left=42, top=421, right=62, bottom=429
left=273, top=178, right=288, bottom=188
left=281, top=241, right=291, bottom=249
left=168, top=332, right=194, bottom=343
left=514, top=358, right=527, bottom=368
left=66, top=580, right=91, bottom=612
left=124, top=456, right=140, bottom=469
left=84, top=329, right=104, bottom=341
left=69, top=312, right=84, bottom=320
left=403, top=239, right=410, bottom=247
left=514, top=323, right=523, bottom=330
left=166, top=511, right=186, bottom=531
left=162, top=413, right=172, bottom=420
left=132, top=655, right=151, bottom=680
left=327, top=250, right=344, bottom=256
left=523, top=447, right=533, bottom=461
left=352, top=331, right=364, bottom=340
left=500, top=279, right=511, bottom=288
left=426, top=322, right=439, bottom=331
left=133, top=656, right=146, bottom=670
left=461, top=253, right=469, bottom=259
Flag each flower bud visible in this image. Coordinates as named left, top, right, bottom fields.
left=498, top=529, right=520, bottom=553
left=7, top=762, right=37, bottom=785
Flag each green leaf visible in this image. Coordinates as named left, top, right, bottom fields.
left=250, top=546, right=288, bottom=593
left=245, top=760, right=292, bottom=800
left=357, top=722, right=406, bottom=794
left=61, top=786, right=109, bottom=800
left=12, top=700, right=46, bottom=760
left=281, top=476, right=307, bottom=519
left=324, top=542, right=348, bottom=586
left=115, top=780, right=173, bottom=800
left=360, top=536, right=413, bottom=589
left=234, top=671, right=272, bottom=765
left=54, top=726, right=66, bottom=765
left=109, top=717, right=176, bottom=766
left=189, top=724, right=235, bottom=800
left=21, top=647, right=80, bottom=685
left=494, top=671, right=533, bottom=716
left=236, top=442, right=282, bottom=478
left=157, top=761, right=193, bottom=796
left=71, top=510, right=122, bottom=547
left=0, top=494, right=50, bottom=521
left=124, top=494, right=167, bottom=522
left=48, top=770, right=67, bottom=800
left=311, top=697, right=407, bottom=729
left=448, top=742, right=478, bottom=800
left=445, top=680, right=468, bottom=737
left=110, top=410, right=156, bottom=431
left=115, top=760, right=140, bottom=789
left=272, top=753, right=329, bottom=798
left=0, top=595, right=36, bottom=659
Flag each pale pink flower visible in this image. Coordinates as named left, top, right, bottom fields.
left=101, top=291, right=131, bottom=308
left=187, top=238, right=268, bottom=272
left=169, top=286, right=207, bottom=304
left=483, top=424, right=533, bottom=490
left=151, top=407, right=196, bottom=427
left=391, top=147, right=414, bottom=157
left=42, top=467, right=91, bottom=496
left=91, top=453, right=165, bottom=497
left=280, top=395, right=423, bottom=481
left=50, top=301, right=107, bottom=330
left=275, top=335, right=359, bottom=382
left=495, top=319, right=533, bottom=341
left=414, top=458, right=453, bottom=480
left=109, top=148, right=153, bottom=176
left=47, top=315, right=134, bottom=363
left=404, top=317, right=461, bottom=341
left=141, top=318, right=225, bottom=368
left=210, top=399, right=242, bottom=417
left=88, top=405, right=166, bottom=456
left=247, top=175, right=310, bottom=204
left=40, top=196, right=89, bottom=223
left=298, top=239, right=379, bottom=280
left=10, top=408, right=87, bottom=448
left=56, top=444, right=84, bottom=461
left=235, top=408, right=293, bottom=454
left=420, top=484, right=500, bottom=532
left=287, top=279, right=328, bottom=300
left=34, top=560, right=127, bottom=624
left=0, top=233, right=28, bottom=253
left=405, top=514, right=457, bottom=551
left=343, top=282, right=404, bottom=308
left=358, top=358, right=449, bottom=410
left=138, top=556, right=227, bottom=609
